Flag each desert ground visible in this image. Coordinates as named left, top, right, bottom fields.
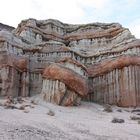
left=0, top=95, right=140, bottom=140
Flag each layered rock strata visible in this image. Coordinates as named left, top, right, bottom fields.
left=0, top=18, right=139, bottom=106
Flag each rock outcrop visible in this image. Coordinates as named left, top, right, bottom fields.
left=0, top=18, right=139, bottom=107
left=42, top=63, right=88, bottom=106
left=0, top=23, right=14, bottom=31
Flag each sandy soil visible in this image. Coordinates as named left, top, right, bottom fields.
left=0, top=96, right=140, bottom=140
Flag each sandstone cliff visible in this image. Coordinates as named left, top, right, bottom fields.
left=0, top=18, right=139, bottom=107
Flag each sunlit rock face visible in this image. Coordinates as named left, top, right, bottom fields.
left=0, top=18, right=140, bottom=106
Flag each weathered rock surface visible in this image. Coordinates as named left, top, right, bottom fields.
left=0, top=18, right=140, bottom=106
left=43, top=64, right=88, bottom=96
left=0, top=23, right=14, bottom=32
left=42, top=64, right=88, bottom=105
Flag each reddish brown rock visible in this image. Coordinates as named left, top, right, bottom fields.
left=41, top=63, right=88, bottom=106
left=43, top=64, right=88, bottom=96
left=0, top=54, right=28, bottom=71
left=88, top=56, right=140, bottom=78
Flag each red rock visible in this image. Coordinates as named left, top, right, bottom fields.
left=43, top=64, right=88, bottom=96
left=88, top=56, right=140, bottom=78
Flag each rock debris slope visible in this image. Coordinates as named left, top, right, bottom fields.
left=0, top=18, right=140, bottom=107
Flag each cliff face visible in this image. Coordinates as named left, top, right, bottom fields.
left=0, top=18, right=139, bottom=107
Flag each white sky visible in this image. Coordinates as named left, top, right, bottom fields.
left=0, top=0, right=140, bottom=38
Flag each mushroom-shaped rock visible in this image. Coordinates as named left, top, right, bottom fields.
left=42, top=64, right=88, bottom=106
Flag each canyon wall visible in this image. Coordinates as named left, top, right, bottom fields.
left=0, top=18, right=139, bottom=106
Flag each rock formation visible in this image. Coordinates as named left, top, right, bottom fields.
left=0, top=18, right=139, bottom=107
left=0, top=23, right=14, bottom=31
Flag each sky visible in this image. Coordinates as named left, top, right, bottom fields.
left=0, top=0, right=140, bottom=38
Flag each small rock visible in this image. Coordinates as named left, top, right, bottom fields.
left=112, top=118, right=125, bottom=123
left=130, top=116, right=140, bottom=120
left=6, top=96, right=14, bottom=104
left=47, top=110, right=55, bottom=116
left=137, top=113, right=140, bottom=116
left=24, top=110, right=29, bottom=113
left=138, top=121, right=140, bottom=124
left=19, top=106, right=25, bottom=110
left=131, top=109, right=140, bottom=113
left=17, top=97, right=24, bottom=103
left=117, top=109, right=122, bottom=112
left=103, top=104, right=113, bottom=112
left=31, top=100, right=37, bottom=105
left=23, top=104, right=32, bottom=108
